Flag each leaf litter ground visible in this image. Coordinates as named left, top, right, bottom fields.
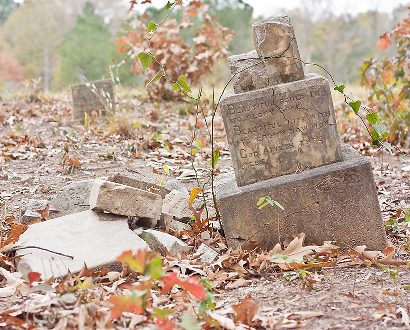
left=0, top=95, right=409, bottom=329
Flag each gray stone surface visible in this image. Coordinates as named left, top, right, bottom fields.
left=16, top=210, right=148, bottom=279
left=162, top=189, right=191, bottom=220
left=216, top=146, right=387, bottom=251
left=229, top=50, right=271, bottom=94
left=109, top=174, right=170, bottom=198
left=89, top=180, right=163, bottom=219
left=253, top=16, right=304, bottom=85
left=50, top=180, right=94, bottom=218
left=158, top=213, right=191, bottom=233
left=71, top=79, right=114, bottom=122
left=221, top=73, right=343, bottom=186
left=21, top=199, right=50, bottom=223
left=193, top=243, right=219, bottom=264
left=138, top=229, right=190, bottom=257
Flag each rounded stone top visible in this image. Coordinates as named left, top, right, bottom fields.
left=252, top=16, right=292, bottom=28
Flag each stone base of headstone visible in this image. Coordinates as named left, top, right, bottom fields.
left=71, top=79, right=114, bottom=123
left=216, top=145, right=387, bottom=251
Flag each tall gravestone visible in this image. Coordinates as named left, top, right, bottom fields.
left=216, top=17, right=387, bottom=250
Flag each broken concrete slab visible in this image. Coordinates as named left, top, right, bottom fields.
left=50, top=180, right=94, bottom=218
left=253, top=16, right=304, bottom=85
left=21, top=199, right=50, bottom=223
left=109, top=174, right=170, bottom=198
left=215, top=146, right=387, bottom=251
left=16, top=210, right=148, bottom=279
left=138, top=229, right=190, bottom=257
left=162, top=189, right=191, bottom=220
left=89, top=179, right=162, bottom=220
left=193, top=243, right=219, bottom=264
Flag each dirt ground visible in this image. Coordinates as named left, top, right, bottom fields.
left=0, top=95, right=409, bottom=329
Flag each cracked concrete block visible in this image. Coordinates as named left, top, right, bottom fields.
left=162, top=189, right=191, bottom=220
left=71, top=79, right=114, bottom=123
left=229, top=50, right=271, bottom=94
left=109, top=174, right=170, bottom=198
left=220, top=73, right=343, bottom=186
left=216, top=146, right=387, bottom=251
left=193, top=243, right=219, bottom=264
left=138, top=229, right=190, bottom=257
left=50, top=180, right=94, bottom=218
left=253, top=16, right=304, bottom=85
left=16, top=210, right=148, bottom=279
left=89, top=180, right=162, bottom=220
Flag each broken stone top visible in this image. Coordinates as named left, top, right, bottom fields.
left=229, top=16, right=304, bottom=94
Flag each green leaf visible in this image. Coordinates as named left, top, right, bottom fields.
left=380, top=141, right=393, bottom=154
left=172, top=82, right=180, bottom=92
left=366, top=112, right=382, bottom=125
left=256, top=197, right=266, bottom=206
left=198, top=294, right=216, bottom=315
left=211, top=149, right=220, bottom=168
left=334, top=84, right=345, bottom=93
left=373, top=123, right=388, bottom=139
left=272, top=200, right=285, bottom=211
left=146, top=257, right=165, bottom=279
left=348, top=100, right=361, bottom=114
left=147, top=22, right=157, bottom=34
left=258, top=201, right=269, bottom=210
left=137, top=52, right=154, bottom=72
left=165, top=1, right=173, bottom=9
left=146, top=70, right=163, bottom=87
left=177, top=75, right=192, bottom=94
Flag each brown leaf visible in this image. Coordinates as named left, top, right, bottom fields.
left=232, top=294, right=259, bottom=326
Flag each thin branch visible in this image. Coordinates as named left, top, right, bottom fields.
left=8, top=246, right=74, bottom=259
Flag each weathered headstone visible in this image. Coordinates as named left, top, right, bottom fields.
left=71, top=79, right=114, bottom=122
left=253, top=17, right=304, bottom=84
left=50, top=180, right=94, bottom=218
left=222, top=73, right=343, bottom=186
left=217, top=16, right=387, bottom=250
left=16, top=210, right=148, bottom=279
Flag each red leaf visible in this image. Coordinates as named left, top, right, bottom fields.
left=161, top=272, right=206, bottom=300
left=376, top=32, right=391, bottom=51
left=232, top=294, right=259, bottom=326
left=27, top=272, right=41, bottom=285
left=109, top=294, right=144, bottom=319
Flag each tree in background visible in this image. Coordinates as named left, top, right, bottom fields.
left=0, top=0, right=17, bottom=24
left=56, top=2, right=113, bottom=88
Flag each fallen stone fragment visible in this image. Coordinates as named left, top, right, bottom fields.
left=193, top=243, right=219, bottom=264
left=50, top=180, right=94, bottom=218
left=253, top=16, right=304, bottom=85
left=162, top=189, right=191, bottom=220
left=109, top=174, right=170, bottom=198
left=229, top=50, right=270, bottom=94
left=16, top=210, right=148, bottom=279
left=138, top=229, right=190, bottom=257
left=89, top=179, right=162, bottom=220
left=159, top=213, right=191, bottom=233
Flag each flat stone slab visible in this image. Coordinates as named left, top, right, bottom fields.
left=90, top=180, right=162, bottom=219
left=50, top=180, right=94, bottom=218
left=16, top=210, right=148, bottom=279
left=221, top=73, right=343, bottom=186
left=71, top=79, right=114, bottom=123
left=253, top=16, right=304, bottom=84
left=216, top=146, right=387, bottom=251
